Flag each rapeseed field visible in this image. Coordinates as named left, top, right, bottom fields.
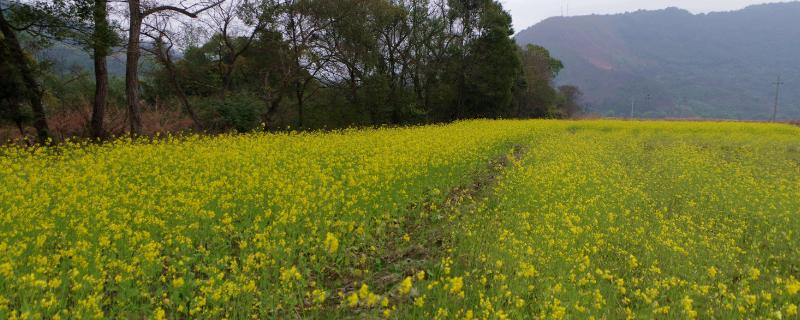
left=1, top=120, right=798, bottom=319
left=399, top=121, right=800, bottom=319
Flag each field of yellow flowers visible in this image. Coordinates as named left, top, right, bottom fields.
left=398, top=121, right=800, bottom=319
left=1, top=120, right=798, bottom=319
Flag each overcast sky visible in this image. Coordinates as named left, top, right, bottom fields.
left=503, top=0, right=790, bottom=32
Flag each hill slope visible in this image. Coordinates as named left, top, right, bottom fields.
left=42, top=43, right=127, bottom=76
left=516, top=2, right=800, bottom=119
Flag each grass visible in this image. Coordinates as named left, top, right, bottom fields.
left=0, top=120, right=798, bottom=319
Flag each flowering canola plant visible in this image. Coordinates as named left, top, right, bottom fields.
left=1, top=120, right=799, bottom=319
left=0, top=120, right=542, bottom=319
left=397, top=121, right=800, bottom=319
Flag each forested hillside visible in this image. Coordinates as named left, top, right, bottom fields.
left=516, top=2, right=800, bottom=120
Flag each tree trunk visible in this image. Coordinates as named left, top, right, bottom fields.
left=262, top=97, right=283, bottom=131
left=0, top=8, right=50, bottom=144
left=155, top=41, right=202, bottom=131
left=222, top=64, right=234, bottom=96
left=126, top=0, right=143, bottom=135
left=295, top=81, right=304, bottom=129
left=388, top=76, right=399, bottom=124
left=172, top=77, right=201, bottom=131
left=91, top=0, right=110, bottom=139
left=92, top=54, right=109, bottom=139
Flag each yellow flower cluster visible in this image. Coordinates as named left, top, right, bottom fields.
left=0, top=120, right=544, bottom=318
left=1, top=120, right=798, bottom=319
left=324, top=232, right=339, bottom=255
left=397, top=121, right=800, bottom=319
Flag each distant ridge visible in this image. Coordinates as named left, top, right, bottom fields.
left=515, top=2, right=800, bottom=120
left=41, top=43, right=128, bottom=76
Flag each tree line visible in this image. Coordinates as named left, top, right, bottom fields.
left=0, top=0, right=581, bottom=143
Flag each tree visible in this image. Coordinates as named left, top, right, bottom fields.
left=280, top=0, right=333, bottom=128
left=88, top=0, right=117, bottom=138
left=0, top=35, right=29, bottom=136
left=142, top=16, right=203, bottom=129
left=3, top=0, right=121, bottom=139
left=139, top=0, right=564, bottom=132
left=460, top=0, right=520, bottom=118
left=406, top=0, right=450, bottom=118
left=239, top=29, right=294, bottom=129
left=317, top=0, right=378, bottom=122
left=557, top=85, right=582, bottom=118
left=428, top=0, right=520, bottom=120
left=514, top=44, right=563, bottom=117
left=124, top=0, right=221, bottom=135
left=0, top=6, right=50, bottom=143
left=202, top=0, right=278, bottom=96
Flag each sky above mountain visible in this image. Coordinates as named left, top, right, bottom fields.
left=502, top=0, right=794, bottom=32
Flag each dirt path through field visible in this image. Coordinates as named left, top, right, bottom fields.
left=320, top=144, right=529, bottom=315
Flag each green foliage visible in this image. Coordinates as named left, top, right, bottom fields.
left=556, top=85, right=582, bottom=118
left=144, top=0, right=566, bottom=131
left=513, top=44, right=570, bottom=118
left=2, top=0, right=575, bottom=138
left=203, top=93, right=264, bottom=132
left=456, top=0, right=521, bottom=118
left=6, top=0, right=119, bottom=52
left=42, top=69, right=94, bottom=112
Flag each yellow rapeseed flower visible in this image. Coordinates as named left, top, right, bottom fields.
left=749, top=268, right=761, bottom=280
left=414, top=295, right=425, bottom=307
left=398, top=276, right=413, bottom=295
left=787, top=278, right=800, bottom=295
left=707, top=266, right=718, bottom=278
left=358, top=283, right=370, bottom=300
left=2, top=120, right=799, bottom=318
left=324, top=232, right=339, bottom=255
left=172, top=277, right=185, bottom=289
left=280, top=266, right=302, bottom=283
left=449, top=277, right=464, bottom=297
left=787, top=303, right=797, bottom=316
left=154, top=308, right=166, bottom=320
left=347, top=293, right=359, bottom=308
left=312, top=289, right=326, bottom=304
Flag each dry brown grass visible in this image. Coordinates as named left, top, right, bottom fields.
left=1, top=103, right=196, bottom=144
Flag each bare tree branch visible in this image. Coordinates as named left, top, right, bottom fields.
left=142, top=0, right=224, bottom=18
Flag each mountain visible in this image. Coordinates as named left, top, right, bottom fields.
left=41, top=43, right=128, bottom=76
left=515, top=2, right=800, bottom=120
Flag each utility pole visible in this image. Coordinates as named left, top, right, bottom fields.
left=630, top=97, right=635, bottom=119
left=771, top=75, right=784, bottom=122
